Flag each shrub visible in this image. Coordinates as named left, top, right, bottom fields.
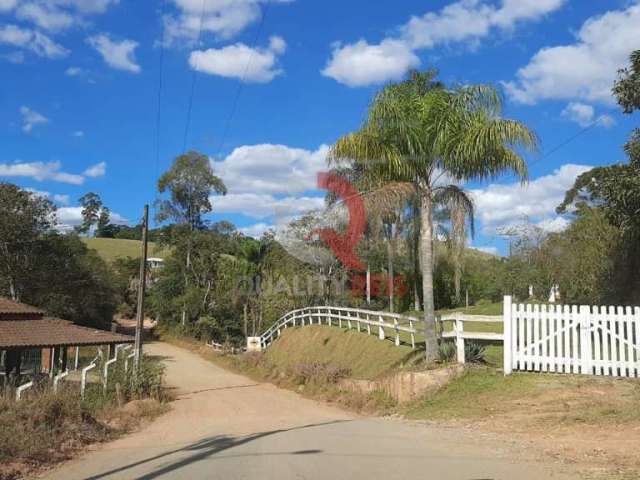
left=437, top=340, right=456, bottom=362
left=464, top=341, right=487, bottom=363
left=289, top=362, right=351, bottom=385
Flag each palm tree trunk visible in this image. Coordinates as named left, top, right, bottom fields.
left=420, top=190, right=439, bottom=362
left=387, top=226, right=394, bottom=313
left=412, top=201, right=421, bottom=311
left=366, top=264, right=371, bottom=305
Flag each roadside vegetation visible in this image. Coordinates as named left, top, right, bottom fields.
left=0, top=356, right=168, bottom=479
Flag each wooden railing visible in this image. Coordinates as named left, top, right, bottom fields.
left=259, top=306, right=505, bottom=363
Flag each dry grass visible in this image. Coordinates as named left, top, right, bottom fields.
left=0, top=356, right=170, bottom=479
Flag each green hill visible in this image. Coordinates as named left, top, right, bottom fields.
left=82, top=238, right=169, bottom=262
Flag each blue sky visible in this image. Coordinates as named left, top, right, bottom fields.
left=1, top=0, right=638, bottom=255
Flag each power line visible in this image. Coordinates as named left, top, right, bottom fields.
left=182, top=0, right=208, bottom=152
left=153, top=0, right=168, bottom=209
left=503, top=119, right=600, bottom=182
left=215, top=3, right=271, bottom=157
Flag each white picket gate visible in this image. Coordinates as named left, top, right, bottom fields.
left=504, top=296, right=640, bottom=377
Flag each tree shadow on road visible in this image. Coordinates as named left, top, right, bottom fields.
left=83, top=420, right=350, bottom=480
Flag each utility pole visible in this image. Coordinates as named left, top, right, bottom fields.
left=134, top=205, right=149, bottom=371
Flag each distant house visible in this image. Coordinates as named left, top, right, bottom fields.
left=146, top=257, right=165, bottom=269
left=0, top=297, right=133, bottom=378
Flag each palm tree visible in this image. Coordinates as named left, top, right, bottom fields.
left=329, top=70, right=537, bottom=362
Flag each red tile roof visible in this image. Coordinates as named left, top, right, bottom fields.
left=0, top=297, right=44, bottom=318
left=0, top=318, right=134, bottom=348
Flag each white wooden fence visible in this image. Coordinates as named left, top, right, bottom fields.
left=504, top=296, right=640, bottom=378
left=259, top=306, right=503, bottom=365
left=261, top=297, right=640, bottom=379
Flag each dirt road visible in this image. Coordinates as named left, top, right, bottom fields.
left=44, top=342, right=581, bottom=480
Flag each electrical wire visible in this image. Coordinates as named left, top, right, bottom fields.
left=215, top=3, right=271, bottom=157
left=182, top=0, right=208, bottom=152
left=153, top=0, right=168, bottom=215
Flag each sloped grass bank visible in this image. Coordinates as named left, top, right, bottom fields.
left=263, top=326, right=420, bottom=379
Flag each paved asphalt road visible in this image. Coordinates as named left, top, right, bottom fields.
left=43, top=342, right=581, bottom=480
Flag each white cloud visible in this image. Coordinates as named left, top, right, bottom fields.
left=163, top=0, right=289, bottom=45
left=560, top=102, right=616, bottom=129
left=16, top=2, right=75, bottom=31
left=87, top=34, right=141, bottom=73
left=4, top=1, right=118, bottom=31
left=239, top=222, right=272, bottom=238
left=504, top=3, right=640, bottom=105
left=25, top=188, right=70, bottom=205
left=72, top=130, right=84, bottom=137
left=470, top=163, right=592, bottom=234
left=0, top=24, right=68, bottom=58
left=402, top=0, right=564, bottom=50
left=323, top=0, right=565, bottom=87
left=212, top=143, right=329, bottom=194
left=56, top=206, right=127, bottom=232
left=20, top=106, right=49, bottom=132
left=0, top=160, right=85, bottom=184
left=561, top=102, right=594, bottom=127
left=83, top=161, right=106, bottom=177
left=189, top=35, right=286, bottom=83
left=65, top=66, right=83, bottom=76
left=214, top=193, right=323, bottom=219
left=0, top=0, right=17, bottom=12
left=322, top=39, right=419, bottom=87
left=53, top=193, right=70, bottom=204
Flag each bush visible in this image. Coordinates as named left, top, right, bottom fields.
left=464, top=341, right=487, bottom=363
left=438, top=340, right=456, bottom=362
left=289, top=362, right=351, bottom=385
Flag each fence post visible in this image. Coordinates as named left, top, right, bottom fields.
left=53, top=370, right=68, bottom=392
left=378, top=315, right=385, bottom=340
left=16, top=381, right=34, bottom=401
left=103, top=357, right=117, bottom=393
left=394, top=318, right=400, bottom=346
left=409, top=319, right=415, bottom=349
left=81, top=362, right=96, bottom=399
left=503, top=295, right=513, bottom=375
left=74, top=346, right=80, bottom=370
left=579, top=305, right=592, bottom=375
left=455, top=313, right=465, bottom=364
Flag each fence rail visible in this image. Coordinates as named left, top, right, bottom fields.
left=259, top=306, right=504, bottom=364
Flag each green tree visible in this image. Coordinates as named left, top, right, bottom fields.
left=155, top=151, right=227, bottom=230
left=0, top=183, right=117, bottom=327
left=77, top=192, right=103, bottom=235
left=96, top=206, right=111, bottom=237
left=0, top=183, right=56, bottom=301
left=155, top=151, right=227, bottom=324
left=329, top=70, right=537, bottom=361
